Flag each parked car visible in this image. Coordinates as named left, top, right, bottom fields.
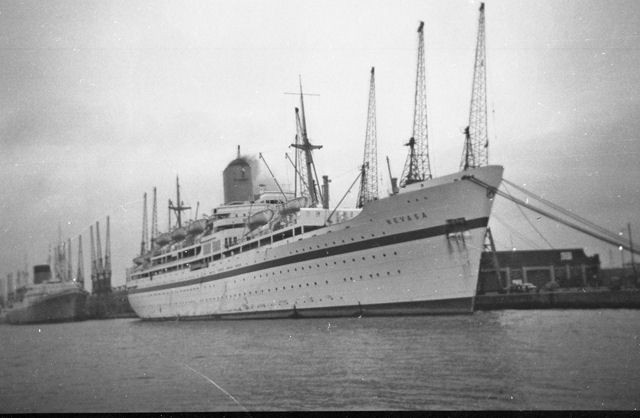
left=509, top=280, right=537, bottom=293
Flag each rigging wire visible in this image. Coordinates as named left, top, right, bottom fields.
left=492, top=213, right=543, bottom=250
left=502, top=178, right=621, bottom=241
left=465, top=175, right=640, bottom=255
left=501, top=183, right=555, bottom=249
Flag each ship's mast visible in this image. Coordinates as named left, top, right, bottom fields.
left=400, top=21, right=432, bottom=186
left=169, top=176, right=190, bottom=228
left=151, top=187, right=158, bottom=250
left=460, top=2, right=488, bottom=170
left=140, top=192, right=148, bottom=255
left=290, top=79, right=323, bottom=207
left=357, top=67, right=379, bottom=208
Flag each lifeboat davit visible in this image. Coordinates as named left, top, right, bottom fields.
left=171, top=227, right=187, bottom=242
left=187, top=219, right=206, bottom=235
left=155, top=232, right=171, bottom=246
left=280, top=196, right=308, bottom=215
left=248, top=209, right=274, bottom=229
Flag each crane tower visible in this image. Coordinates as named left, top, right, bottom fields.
left=357, top=67, right=379, bottom=208
left=76, top=234, right=84, bottom=285
left=400, top=21, right=432, bottom=187
left=460, top=2, right=488, bottom=170
left=103, top=216, right=112, bottom=293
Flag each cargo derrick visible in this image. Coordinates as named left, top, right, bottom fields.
left=461, top=3, right=489, bottom=170
left=357, top=67, right=379, bottom=208
left=400, top=21, right=432, bottom=187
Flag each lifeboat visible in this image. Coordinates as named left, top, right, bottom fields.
left=155, top=232, right=171, bottom=246
left=279, top=196, right=308, bottom=215
left=171, top=227, right=187, bottom=242
left=248, top=209, right=274, bottom=229
left=133, top=255, right=144, bottom=265
left=187, top=219, right=206, bottom=235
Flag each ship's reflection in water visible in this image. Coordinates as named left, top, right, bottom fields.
left=1, top=310, right=639, bottom=411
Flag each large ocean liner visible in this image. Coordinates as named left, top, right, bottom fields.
left=126, top=11, right=503, bottom=319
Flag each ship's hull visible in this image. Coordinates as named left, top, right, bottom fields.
left=5, top=288, right=88, bottom=324
left=128, top=165, right=503, bottom=320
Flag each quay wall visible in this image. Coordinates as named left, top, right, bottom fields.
left=475, top=289, right=640, bottom=310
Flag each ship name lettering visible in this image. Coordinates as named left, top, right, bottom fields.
left=385, top=212, right=428, bottom=225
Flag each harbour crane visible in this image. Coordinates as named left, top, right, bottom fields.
left=357, top=67, right=379, bottom=208
left=89, top=224, right=97, bottom=294
left=104, top=216, right=112, bottom=292
left=400, top=21, right=432, bottom=186
left=460, top=2, right=489, bottom=170
left=76, top=234, right=84, bottom=285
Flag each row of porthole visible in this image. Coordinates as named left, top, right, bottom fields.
left=187, top=267, right=401, bottom=302
left=234, top=251, right=400, bottom=282
left=290, top=232, right=388, bottom=255
left=407, top=196, right=429, bottom=204
left=342, top=269, right=400, bottom=281
left=149, top=250, right=402, bottom=297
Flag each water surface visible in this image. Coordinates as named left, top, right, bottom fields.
left=1, top=310, right=638, bottom=411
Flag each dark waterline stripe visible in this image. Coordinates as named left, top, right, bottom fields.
left=128, top=217, right=489, bottom=295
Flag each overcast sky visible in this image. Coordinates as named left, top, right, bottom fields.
left=1, top=0, right=639, bottom=289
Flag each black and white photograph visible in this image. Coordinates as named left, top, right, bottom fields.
left=1, top=0, right=639, bottom=412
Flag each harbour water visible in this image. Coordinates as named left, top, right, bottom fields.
left=1, top=310, right=639, bottom=411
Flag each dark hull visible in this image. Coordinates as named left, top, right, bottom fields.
left=139, top=296, right=474, bottom=321
left=5, top=289, right=88, bottom=325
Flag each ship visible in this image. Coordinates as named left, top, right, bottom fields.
left=126, top=14, right=503, bottom=320
left=5, top=264, right=88, bottom=324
